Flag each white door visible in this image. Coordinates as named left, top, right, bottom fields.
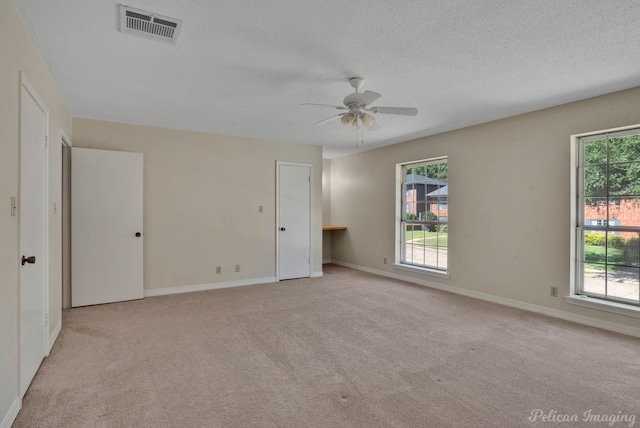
left=72, top=148, right=144, bottom=307
left=277, top=162, right=311, bottom=280
left=19, top=75, right=48, bottom=397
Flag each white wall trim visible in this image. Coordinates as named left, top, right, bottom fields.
left=144, top=277, right=277, bottom=298
left=564, top=295, right=640, bottom=319
left=322, top=259, right=332, bottom=264
left=393, top=263, right=449, bottom=279
left=0, top=397, right=21, bottom=428
left=48, top=321, right=61, bottom=354
left=61, top=129, right=72, bottom=148
left=331, top=261, right=640, bottom=339
left=311, top=271, right=323, bottom=278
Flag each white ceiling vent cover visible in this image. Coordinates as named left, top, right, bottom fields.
left=119, top=5, right=182, bottom=45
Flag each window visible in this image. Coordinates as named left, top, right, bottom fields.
left=575, top=127, right=640, bottom=307
left=398, top=157, right=448, bottom=272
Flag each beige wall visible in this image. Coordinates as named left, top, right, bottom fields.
left=72, top=119, right=323, bottom=292
left=330, top=86, right=640, bottom=334
left=0, top=0, right=72, bottom=422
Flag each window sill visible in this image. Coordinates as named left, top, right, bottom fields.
left=564, top=295, right=640, bottom=319
left=393, top=263, right=449, bottom=279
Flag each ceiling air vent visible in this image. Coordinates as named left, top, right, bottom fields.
left=119, top=5, right=182, bottom=45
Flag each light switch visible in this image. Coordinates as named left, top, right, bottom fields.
left=259, top=205, right=263, bottom=213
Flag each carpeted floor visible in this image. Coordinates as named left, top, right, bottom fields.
left=14, top=265, right=640, bottom=427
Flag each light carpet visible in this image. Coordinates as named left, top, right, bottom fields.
left=14, top=264, right=640, bottom=427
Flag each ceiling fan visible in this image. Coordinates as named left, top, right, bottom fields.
left=303, top=77, right=418, bottom=131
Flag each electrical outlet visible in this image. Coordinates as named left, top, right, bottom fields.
left=235, top=264, right=240, bottom=272
left=550, top=286, right=558, bottom=297
left=258, top=205, right=263, bottom=213
left=383, top=257, right=387, bottom=264
left=216, top=266, right=221, bottom=274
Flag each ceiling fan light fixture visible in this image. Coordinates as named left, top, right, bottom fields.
left=360, top=113, right=375, bottom=128
left=341, top=113, right=356, bottom=128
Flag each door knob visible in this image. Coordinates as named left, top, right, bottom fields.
left=21, top=255, right=36, bottom=266
left=135, top=232, right=142, bottom=237
left=280, top=227, right=286, bottom=231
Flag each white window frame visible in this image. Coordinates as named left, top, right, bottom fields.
left=395, top=157, right=449, bottom=278
left=568, top=124, right=640, bottom=318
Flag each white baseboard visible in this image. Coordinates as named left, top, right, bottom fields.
left=311, top=271, right=324, bottom=278
left=47, top=321, right=61, bottom=355
left=0, top=397, right=21, bottom=428
left=331, top=260, right=640, bottom=339
left=144, top=277, right=277, bottom=298
left=322, top=259, right=332, bottom=264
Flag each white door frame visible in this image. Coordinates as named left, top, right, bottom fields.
left=18, top=72, right=50, bottom=396
left=61, top=130, right=72, bottom=310
left=275, top=161, right=312, bottom=281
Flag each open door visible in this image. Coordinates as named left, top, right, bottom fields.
left=71, top=148, right=144, bottom=307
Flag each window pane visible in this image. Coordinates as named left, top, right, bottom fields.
left=609, top=135, right=640, bottom=164
left=623, top=233, right=640, bottom=267
left=606, top=267, right=639, bottom=303
left=608, top=162, right=640, bottom=196
left=583, top=235, right=606, bottom=264
left=606, top=232, right=626, bottom=265
left=438, top=163, right=448, bottom=182
left=401, top=223, right=408, bottom=261
left=405, top=223, right=416, bottom=243
left=405, top=236, right=421, bottom=265
left=583, top=165, right=607, bottom=197
left=406, top=202, right=417, bottom=219
left=584, top=138, right=607, bottom=165
left=608, top=232, right=640, bottom=267
left=582, top=264, right=606, bottom=296
left=609, top=197, right=640, bottom=227
left=437, top=248, right=448, bottom=270
left=583, top=199, right=607, bottom=223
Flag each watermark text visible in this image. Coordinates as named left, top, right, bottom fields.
left=529, top=409, right=636, bottom=427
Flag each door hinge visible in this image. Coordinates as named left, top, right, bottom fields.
left=44, top=136, right=48, bottom=147
left=308, top=176, right=310, bottom=182
left=44, top=313, right=48, bottom=327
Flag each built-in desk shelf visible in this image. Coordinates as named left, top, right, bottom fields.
left=322, top=226, right=347, bottom=231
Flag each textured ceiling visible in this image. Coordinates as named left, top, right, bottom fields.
left=13, top=0, right=640, bottom=158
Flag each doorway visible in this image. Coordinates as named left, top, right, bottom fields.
left=276, top=161, right=311, bottom=280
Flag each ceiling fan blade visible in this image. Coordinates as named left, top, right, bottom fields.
left=369, top=106, right=418, bottom=116
left=314, top=113, right=345, bottom=125
left=302, top=103, right=348, bottom=110
left=356, top=90, right=382, bottom=106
